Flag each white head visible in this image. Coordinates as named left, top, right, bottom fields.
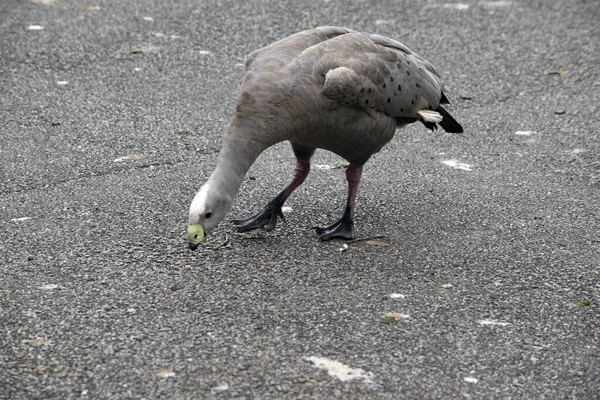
left=187, top=183, right=232, bottom=250
left=186, top=122, right=269, bottom=251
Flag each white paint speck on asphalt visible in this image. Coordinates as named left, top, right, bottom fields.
left=305, top=356, right=375, bottom=386
left=11, top=217, right=32, bottom=222
left=156, top=369, right=175, bottom=377
left=442, top=3, right=470, bottom=10
left=515, top=130, right=536, bottom=136
left=478, top=319, right=510, bottom=326
left=212, top=382, right=229, bottom=392
left=39, top=284, right=59, bottom=290
left=479, top=0, right=513, bottom=7
left=389, top=293, right=406, bottom=299
left=442, top=160, right=473, bottom=171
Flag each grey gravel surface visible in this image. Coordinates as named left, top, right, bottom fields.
left=1, top=0, right=599, bottom=398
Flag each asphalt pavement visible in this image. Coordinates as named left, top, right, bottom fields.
left=1, top=0, right=599, bottom=398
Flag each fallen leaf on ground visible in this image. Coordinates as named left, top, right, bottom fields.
left=377, top=315, right=397, bottom=323
left=548, top=69, right=567, bottom=76
left=377, top=312, right=408, bottom=323
left=330, top=161, right=350, bottom=169
left=366, top=240, right=389, bottom=247
left=24, top=338, right=50, bottom=346
left=243, top=230, right=262, bottom=238
left=572, top=300, right=591, bottom=307
left=114, top=154, right=144, bottom=162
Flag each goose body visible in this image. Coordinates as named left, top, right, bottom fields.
left=188, top=26, right=462, bottom=249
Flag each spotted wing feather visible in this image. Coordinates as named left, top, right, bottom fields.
left=319, top=33, right=462, bottom=132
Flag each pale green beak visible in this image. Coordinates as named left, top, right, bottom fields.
left=187, top=224, right=205, bottom=250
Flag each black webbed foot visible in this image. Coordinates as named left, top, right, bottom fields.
left=313, top=217, right=355, bottom=241
left=231, top=194, right=285, bottom=233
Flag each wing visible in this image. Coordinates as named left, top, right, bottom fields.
left=315, top=32, right=462, bottom=132
left=244, top=26, right=356, bottom=73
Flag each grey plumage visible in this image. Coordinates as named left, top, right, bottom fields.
left=188, top=26, right=463, bottom=249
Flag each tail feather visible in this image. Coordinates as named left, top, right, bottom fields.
left=436, top=105, right=463, bottom=133
left=417, top=109, right=442, bottom=123
left=439, top=91, right=450, bottom=105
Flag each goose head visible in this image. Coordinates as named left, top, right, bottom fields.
left=187, top=183, right=231, bottom=250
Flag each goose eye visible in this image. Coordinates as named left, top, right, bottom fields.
left=204, top=212, right=212, bottom=219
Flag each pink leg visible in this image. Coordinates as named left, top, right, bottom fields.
left=232, top=160, right=311, bottom=232
left=315, top=165, right=363, bottom=240
left=344, top=165, right=363, bottom=221
left=282, top=161, right=310, bottom=199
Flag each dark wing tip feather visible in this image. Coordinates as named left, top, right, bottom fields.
left=439, top=92, right=450, bottom=105
left=437, top=105, right=463, bottom=133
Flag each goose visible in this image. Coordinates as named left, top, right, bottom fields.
left=187, top=26, right=463, bottom=250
